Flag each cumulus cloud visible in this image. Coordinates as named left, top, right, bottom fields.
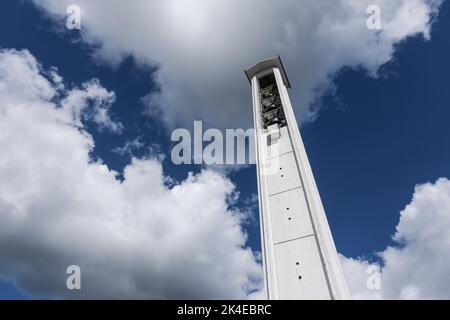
left=0, top=49, right=262, bottom=299
left=61, top=79, right=123, bottom=133
left=113, top=137, right=146, bottom=157
left=32, top=0, right=443, bottom=128
left=342, top=178, right=450, bottom=299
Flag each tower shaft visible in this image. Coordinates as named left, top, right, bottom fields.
left=245, top=57, right=350, bottom=300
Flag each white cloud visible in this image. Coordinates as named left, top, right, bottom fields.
left=0, top=49, right=262, bottom=299
left=61, top=79, right=123, bottom=133
left=342, top=178, right=450, bottom=299
left=113, top=137, right=145, bottom=157
left=32, top=0, right=443, bottom=128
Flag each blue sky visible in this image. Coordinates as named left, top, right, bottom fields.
left=1, top=0, right=450, bottom=299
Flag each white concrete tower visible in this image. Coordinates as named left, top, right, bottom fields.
left=245, top=57, right=350, bottom=300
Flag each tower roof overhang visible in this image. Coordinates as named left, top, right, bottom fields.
left=245, top=56, right=291, bottom=89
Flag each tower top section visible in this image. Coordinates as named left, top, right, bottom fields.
left=244, top=56, right=291, bottom=89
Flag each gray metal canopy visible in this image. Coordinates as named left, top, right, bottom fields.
left=244, top=56, right=291, bottom=89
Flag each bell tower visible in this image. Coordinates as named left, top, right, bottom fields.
left=245, top=57, right=350, bottom=300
